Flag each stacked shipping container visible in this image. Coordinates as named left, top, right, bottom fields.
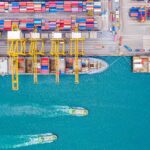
left=18, top=57, right=25, bottom=73
left=0, top=1, right=101, bottom=14
left=0, top=18, right=97, bottom=31
left=66, top=58, right=73, bottom=74
left=4, top=57, right=101, bottom=75
left=41, top=57, right=49, bottom=74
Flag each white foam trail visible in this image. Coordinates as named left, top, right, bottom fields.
left=0, top=104, right=84, bottom=118
left=0, top=105, right=45, bottom=117
left=52, top=105, right=70, bottom=114
left=109, top=57, right=122, bottom=67
left=13, top=140, right=53, bottom=149
left=0, top=133, right=56, bottom=149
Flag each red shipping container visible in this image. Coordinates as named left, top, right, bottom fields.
left=20, top=2, right=27, bottom=6
left=130, top=13, right=138, bottom=17
left=41, top=8, right=46, bottom=12
left=27, top=10, right=34, bottom=13
left=20, top=19, right=34, bottom=23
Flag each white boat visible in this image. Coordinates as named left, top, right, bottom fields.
left=68, top=107, right=88, bottom=116
left=29, top=133, right=57, bottom=144
left=13, top=133, right=57, bottom=148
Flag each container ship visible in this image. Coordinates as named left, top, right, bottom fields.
left=0, top=57, right=108, bottom=76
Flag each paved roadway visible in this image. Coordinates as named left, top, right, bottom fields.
left=0, top=33, right=117, bottom=56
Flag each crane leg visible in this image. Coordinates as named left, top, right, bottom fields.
left=55, top=56, right=59, bottom=83
left=11, top=56, right=19, bottom=90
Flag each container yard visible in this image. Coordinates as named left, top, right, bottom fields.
left=0, top=0, right=119, bottom=57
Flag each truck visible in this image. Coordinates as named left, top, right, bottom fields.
left=129, top=7, right=146, bottom=22
left=124, top=45, right=132, bottom=51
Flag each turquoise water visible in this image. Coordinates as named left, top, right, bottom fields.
left=0, top=57, right=150, bottom=150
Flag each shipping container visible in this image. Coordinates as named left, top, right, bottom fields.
left=18, top=57, right=25, bottom=74
left=0, top=18, right=97, bottom=31
left=50, top=58, right=55, bottom=73
left=59, top=58, right=65, bottom=74
left=81, top=58, right=89, bottom=72
left=66, top=58, right=73, bottom=74
left=0, top=57, right=8, bottom=75
left=0, top=1, right=101, bottom=14
left=26, top=58, right=33, bottom=73
left=41, top=57, right=49, bottom=74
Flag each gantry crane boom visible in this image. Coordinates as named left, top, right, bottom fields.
left=7, top=24, right=26, bottom=90
left=29, top=29, right=45, bottom=84
left=51, top=39, right=59, bottom=83
left=11, top=53, right=18, bottom=90
left=75, top=37, right=79, bottom=84
left=70, top=25, right=85, bottom=84
left=29, top=38, right=38, bottom=84
left=50, top=27, right=65, bottom=83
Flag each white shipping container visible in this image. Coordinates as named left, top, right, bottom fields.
left=134, top=64, right=143, bottom=69
left=30, top=32, right=40, bottom=39
left=116, top=11, right=119, bottom=15
left=90, top=31, right=97, bottom=39
left=25, top=33, right=30, bottom=38
left=94, top=10, right=101, bottom=13
left=81, top=32, right=89, bottom=38
left=7, top=31, right=22, bottom=40
left=133, top=59, right=142, bottom=63
left=71, top=32, right=81, bottom=38
left=116, top=15, right=120, bottom=19
left=65, top=33, right=71, bottom=38
left=0, top=58, right=8, bottom=75
left=52, top=32, right=62, bottom=39
left=37, top=63, right=41, bottom=69
left=94, top=2, right=101, bottom=5
left=59, top=58, right=66, bottom=73
left=41, top=33, right=48, bottom=39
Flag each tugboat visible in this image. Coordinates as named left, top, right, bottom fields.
left=13, top=133, right=57, bottom=148
left=29, top=133, right=57, bottom=144
left=68, top=107, right=88, bottom=116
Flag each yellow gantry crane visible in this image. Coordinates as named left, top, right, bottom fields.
left=50, top=27, right=65, bottom=83
left=70, top=25, right=85, bottom=84
left=7, top=24, right=26, bottom=90
left=29, top=28, right=45, bottom=84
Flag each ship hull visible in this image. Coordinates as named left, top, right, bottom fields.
left=0, top=57, right=109, bottom=75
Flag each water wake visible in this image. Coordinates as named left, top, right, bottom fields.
left=0, top=133, right=56, bottom=149
left=0, top=104, right=84, bottom=118
left=109, top=57, right=122, bottom=67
